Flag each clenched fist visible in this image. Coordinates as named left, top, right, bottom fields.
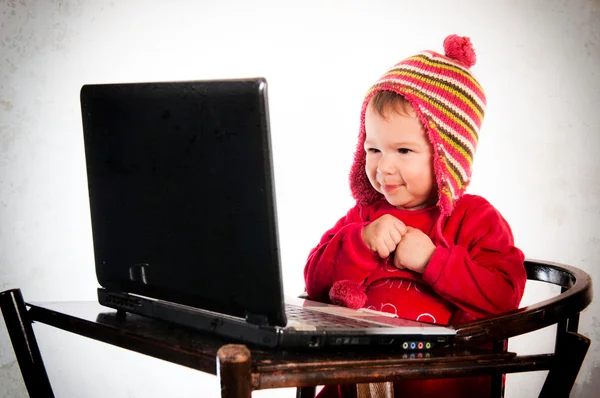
left=393, top=226, right=436, bottom=273
left=361, top=214, right=407, bottom=258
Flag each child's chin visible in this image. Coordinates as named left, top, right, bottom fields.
left=385, top=196, right=426, bottom=210
left=384, top=196, right=409, bottom=208
left=380, top=190, right=427, bottom=209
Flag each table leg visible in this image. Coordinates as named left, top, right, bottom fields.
left=0, top=288, right=55, bottom=398
left=217, top=344, right=252, bottom=398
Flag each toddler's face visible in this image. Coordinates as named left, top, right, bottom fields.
left=364, top=100, right=436, bottom=210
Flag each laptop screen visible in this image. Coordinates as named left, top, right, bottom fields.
left=80, top=78, right=287, bottom=326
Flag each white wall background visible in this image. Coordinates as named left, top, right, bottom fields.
left=1, top=0, right=598, bottom=397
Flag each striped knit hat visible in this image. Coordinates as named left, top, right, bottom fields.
left=349, top=34, right=486, bottom=217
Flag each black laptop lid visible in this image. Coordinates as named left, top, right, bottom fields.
left=80, top=78, right=287, bottom=326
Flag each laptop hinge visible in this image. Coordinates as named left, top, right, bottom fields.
left=245, top=312, right=270, bottom=326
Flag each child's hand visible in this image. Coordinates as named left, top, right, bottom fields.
left=393, top=227, right=436, bottom=273
left=361, top=215, right=407, bottom=258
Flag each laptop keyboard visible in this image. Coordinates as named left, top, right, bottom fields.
left=285, top=304, right=387, bottom=328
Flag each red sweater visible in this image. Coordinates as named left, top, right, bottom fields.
left=304, top=194, right=526, bottom=326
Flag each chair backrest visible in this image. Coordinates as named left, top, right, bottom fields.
left=454, top=259, right=593, bottom=344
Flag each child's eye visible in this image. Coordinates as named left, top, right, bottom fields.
left=366, top=148, right=380, bottom=153
left=398, top=148, right=412, bottom=154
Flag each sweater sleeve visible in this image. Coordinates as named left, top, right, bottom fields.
left=422, top=198, right=527, bottom=320
left=304, top=205, right=381, bottom=301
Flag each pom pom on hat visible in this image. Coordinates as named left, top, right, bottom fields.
left=443, top=34, right=476, bottom=68
left=329, top=280, right=367, bottom=309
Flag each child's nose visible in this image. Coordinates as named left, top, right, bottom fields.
left=377, top=155, right=396, bottom=174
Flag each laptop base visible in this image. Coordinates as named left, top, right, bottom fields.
left=99, top=288, right=453, bottom=351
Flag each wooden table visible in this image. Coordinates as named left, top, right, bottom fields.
left=0, top=261, right=593, bottom=398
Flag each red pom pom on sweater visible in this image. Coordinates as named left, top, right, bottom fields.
left=443, top=34, right=477, bottom=68
left=329, top=280, right=367, bottom=309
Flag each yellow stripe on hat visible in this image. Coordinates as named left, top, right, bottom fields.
left=395, top=63, right=486, bottom=111
left=386, top=70, right=484, bottom=121
left=437, top=128, right=473, bottom=164
left=440, top=152, right=467, bottom=189
left=405, top=54, right=485, bottom=95
left=405, top=88, right=479, bottom=144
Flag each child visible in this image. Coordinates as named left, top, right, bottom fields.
left=304, top=35, right=527, bottom=397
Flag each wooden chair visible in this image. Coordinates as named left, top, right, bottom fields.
left=0, top=259, right=593, bottom=398
left=295, top=258, right=594, bottom=397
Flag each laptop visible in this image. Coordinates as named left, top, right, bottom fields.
left=79, top=77, right=456, bottom=350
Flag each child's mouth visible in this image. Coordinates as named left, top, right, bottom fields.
left=382, top=184, right=401, bottom=193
